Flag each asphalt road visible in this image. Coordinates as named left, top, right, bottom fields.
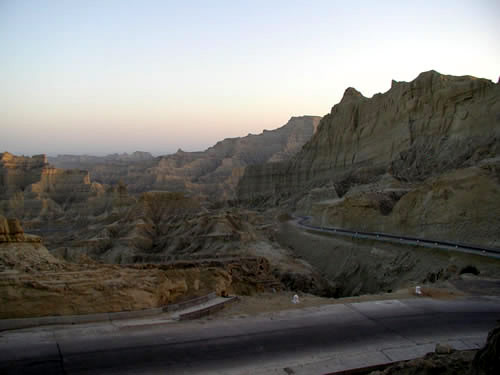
left=294, top=216, right=500, bottom=259
left=1, top=297, right=499, bottom=374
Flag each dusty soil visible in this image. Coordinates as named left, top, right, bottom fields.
left=210, top=285, right=465, bottom=319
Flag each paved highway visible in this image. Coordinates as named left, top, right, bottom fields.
left=1, top=297, right=499, bottom=374
left=294, top=216, right=500, bottom=259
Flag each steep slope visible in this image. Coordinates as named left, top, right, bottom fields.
left=238, top=71, right=499, bottom=199
left=0, top=153, right=133, bottom=234
left=0, top=218, right=284, bottom=318
left=237, top=71, right=500, bottom=246
left=49, top=151, right=157, bottom=189
left=48, top=116, right=321, bottom=198
left=140, top=115, right=320, bottom=199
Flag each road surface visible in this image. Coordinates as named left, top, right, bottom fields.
left=1, top=297, right=499, bottom=374
left=294, top=216, right=500, bottom=259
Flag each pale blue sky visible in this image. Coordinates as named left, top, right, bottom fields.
left=1, top=0, right=499, bottom=155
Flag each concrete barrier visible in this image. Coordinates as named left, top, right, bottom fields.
left=178, top=296, right=239, bottom=320
left=0, top=293, right=218, bottom=331
left=163, top=292, right=217, bottom=312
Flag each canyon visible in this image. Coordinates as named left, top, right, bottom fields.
left=48, top=115, right=320, bottom=198
left=238, top=71, right=500, bottom=247
left=1, top=70, right=499, bottom=319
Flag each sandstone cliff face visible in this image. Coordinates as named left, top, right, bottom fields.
left=0, top=240, right=232, bottom=318
left=49, top=151, right=157, bottom=189
left=0, top=220, right=283, bottom=318
left=0, top=216, right=40, bottom=243
left=147, top=115, right=320, bottom=199
left=238, top=71, right=500, bottom=200
left=0, top=152, right=92, bottom=199
left=48, top=191, right=257, bottom=264
left=0, top=153, right=48, bottom=195
left=238, top=71, right=500, bottom=245
left=49, top=116, right=320, bottom=198
left=0, top=153, right=122, bottom=229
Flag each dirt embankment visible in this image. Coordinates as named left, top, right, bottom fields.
left=0, top=228, right=288, bottom=319
left=277, top=220, right=500, bottom=297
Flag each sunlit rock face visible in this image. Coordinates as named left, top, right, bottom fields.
left=0, top=216, right=40, bottom=243
left=0, top=152, right=109, bottom=226
left=0, top=152, right=91, bottom=198
left=238, top=71, right=500, bottom=201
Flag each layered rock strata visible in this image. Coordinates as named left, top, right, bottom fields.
left=238, top=71, right=500, bottom=200
left=238, top=71, right=500, bottom=245
left=49, top=116, right=321, bottom=198
left=0, top=221, right=283, bottom=318
left=0, top=216, right=40, bottom=243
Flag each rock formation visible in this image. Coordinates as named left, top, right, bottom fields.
left=238, top=71, right=500, bottom=246
left=0, top=216, right=40, bottom=243
left=49, top=151, right=157, bottom=189
left=49, top=116, right=321, bottom=198
left=239, top=71, right=499, bottom=198
left=367, top=324, right=500, bottom=374
left=0, top=219, right=283, bottom=318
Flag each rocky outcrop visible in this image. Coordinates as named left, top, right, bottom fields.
left=0, top=153, right=48, bottom=195
left=0, top=153, right=126, bottom=229
left=368, top=324, right=500, bottom=374
left=0, top=216, right=40, bottom=243
left=49, top=151, right=157, bottom=189
left=238, top=71, right=500, bottom=201
left=0, top=152, right=93, bottom=205
left=309, top=160, right=500, bottom=247
left=471, top=324, right=500, bottom=375
left=49, top=116, right=320, bottom=198
left=48, top=192, right=257, bottom=263
left=0, top=241, right=231, bottom=318
left=0, top=218, right=282, bottom=318
left=238, top=71, right=500, bottom=245
left=49, top=151, right=154, bottom=167
left=278, top=218, right=500, bottom=297
left=146, top=115, right=320, bottom=199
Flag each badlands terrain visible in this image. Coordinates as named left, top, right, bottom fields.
left=1, top=71, right=500, bottom=321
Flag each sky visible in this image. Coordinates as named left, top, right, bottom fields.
left=1, top=0, right=499, bottom=156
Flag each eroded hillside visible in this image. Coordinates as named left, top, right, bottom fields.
left=49, top=116, right=321, bottom=199
left=238, top=71, right=500, bottom=247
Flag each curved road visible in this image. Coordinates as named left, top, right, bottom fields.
left=294, top=216, right=500, bottom=259
left=1, top=297, right=499, bottom=374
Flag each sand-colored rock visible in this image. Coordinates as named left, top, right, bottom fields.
left=0, top=152, right=102, bottom=220
left=311, top=161, right=500, bottom=247
left=238, top=71, right=500, bottom=200
left=277, top=217, right=500, bottom=297
left=147, top=116, right=320, bottom=199
left=0, top=221, right=286, bottom=318
left=0, top=216, right=41, bottom=243
left=48, top=116, right=320, bottom=198
left=237, top=71, right=500, bottom=245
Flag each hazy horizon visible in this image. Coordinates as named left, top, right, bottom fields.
left=2, top=1, right=499, bottom=156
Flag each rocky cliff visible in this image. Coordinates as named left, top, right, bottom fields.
left=0, top=218, right=283, bottom=318
left=1, top=152, right=92, bottom=198
left=49, top=151, right=157, bottom=189
left=237, top=71, right=500, bottom=246
left=238, top=71, right=499, bottom=199
left=0, top=152, right=120, bottom=228
left=0, top=216, right=40, bottom=243
left=49, top=116, right=321, bottom=198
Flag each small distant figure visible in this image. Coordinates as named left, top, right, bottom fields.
left=415, top=286, right=422, bottom=295
left=292, top=294, right=300, bottom=304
